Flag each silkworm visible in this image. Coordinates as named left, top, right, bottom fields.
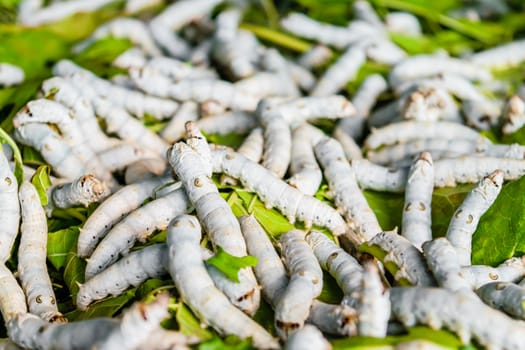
left=305, top=230, right=363, bottom=306
left=460, top=257, right=525, bottom=289
left=311, top=46, right=366, bottom=96
left=236, top=127, right=264, bottom=163
left=260, top=115, right=291, bottom=179
left=78, top=175, right=172, bottom=258
left=73, top=18, right=161, bottom=56
left=308, top=300, right=358, bottom=336
left=385, top=12, right=422, bottom=36
left=483, top=143, right=525, bottom=160
left=502, top=95, right=525, bottom=135
left=445, top=170, right=503, bottom=266
left=287, top=123, right=325, bottom=196
left=332, top=127, right=363, bottom=161
left=0, top=63, right=24, bottom=87
left=298, top=44, right=333, bottom=69
left=96, top=143, right=161, bottom=173
left=124, top=157, right=167, bottom=184
left=422, top=238, right=473, bottom=293
left=166, top=214, right=279, bottom=349
left=160, top=101, right=199, bottom=143
left=351, top=160, right=408, bottom=193
left=365, top=230, right=436, bottom=286
left=284, top=324, right=331, bottom=350
left=259, top=48, right=300, bottom=98
left=168, top=142, right=260, bottom=315
left=357, top=262, right=390, bottom=337
left=462, top=98, right=502, bottom=130
left=47, top=174, right=109, bottom=212
left=112, top=48, right=148, bottom=70
left=0, top=149, right=20, bottom=263
left=275, top=229, right=323, bottom=339
left=476, top=282, right=525, bottom=320
left=353, top=0, right=384, bottom=30
left=469, top=38, right=525, bottom=68
left=234, top=73, right=298, bottom=99
left=211, top=148, right=348, bottom=235
left=315, top=137, right=381, bottom=241
left=195, top=111, right=257, bottom=135
left=390, top=287, right=525, bottom=349
left=18, top=181, right=65, bottom=323
left=287, top=61, right=316, bottom=92
left=401, top=152, right=433, bottom=250
left=0, top=264, right=27, bottom=324
left=146, top=56, right=217, bottom=82
left=364, top=121, right=481, bottom=150
left=361, top=38, right=407, bottom=66
left=148, top=22, right=191, bottom=59
left=85, top=187, right=191, bottom=279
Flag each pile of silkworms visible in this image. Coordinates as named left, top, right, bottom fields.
left=2, top=0, right=525, bottom=349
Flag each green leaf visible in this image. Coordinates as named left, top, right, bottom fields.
left=47, top=226, right=80, bottom=270
left=73, top=37, right=132, bottom=78
left=198, top=335, right=254, bottom=350
left=240, top=23, right=312, bottom=52
left=66, top=290, right=135, bottom=321
left=63, top=252, right=86, bottom=301
left=22, top=146, right=46, bottom=166
left=205, top=246, right=258, bottom=283
left=364, top=190, right=404, bottom=232
left=359, top=240, right=412, bottom=286
left=472, top=176, right=525, bottom=265
left=175, top=303, right=213, bottom=340
left=203, top=132, right=246, bottom=149
left=0, top=126, right=23, bottom=184
left=0, top=81, right=41, bottom=133
left=431, top=185, right=473, bottom=238
left=31, top=165, right=52, bottom=206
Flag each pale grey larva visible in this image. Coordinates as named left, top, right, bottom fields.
left=185, top=121, right=212, bottom=176
left=476, top=282, right=525, bottom=320
left=96, top=143, right=161, bottom=174
left=385, top=12, right=422, bottom=36
left=366, top=231, right=436, bottom=286
left=284, top=324, right=331, bottom=350
left=469, top=38, right=525, bottom=69
left=390, top=287, right=525, bottom=349
left=147, top=56, right=218, bottom=82
left=461, top=98, right=502, bottom=131
left=221, top=128, right=264, bottom=186
left=357, top=262, right=390, bottom=337
left=460, top=257, right=525, bottom=289
left=84, top=187, right=192, bottom=280
left=446, top=170, right=503, bottom=266
left=315, top=137, right=381, bottom=241
left=502, top=95, right=525, bottom=135
left=0, top=148, right=20, bottom=263
left=160, top=101, right=199, bottom=143
left=298, top=44, right=333, bottom=69
left=0, top=63, right=24, bottom=87
left=308, top=300, right=358, bottom=337
left=260, top=112, right=291, bottom=179
left=77, top=175, right=172, bottom=258
left=124, top=157, right=167, bottom=184
left=275, top=230, right=323, bottom=339
left=166, top=214, right=279, bottom=349
left=195, top=111, right=258, bottom=136
left=47, top=174, right=109, bottom=213
left=18, top=181, right=65, bottom=323
left=352, top=0, right=385, bottom=30
left=332, top=127, right=363, bottom=161
left=234, top=73, right=298, bottom=99
left=258, top=48, right=300, bottom=98
left=0, top=264, right=27, bottom=324
left=287, top=61, right=317, bottom=92
left=112, top=48, right=147, bottom=70
left=351, top=159, right=408, bottom=193
left=401, top=152, right=433, bottom=250
left=360, top=37, right=407, bottom=66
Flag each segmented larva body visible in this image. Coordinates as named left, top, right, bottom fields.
left=185, top=121, right=212, bottom=175
left=275, top=230, right=323, bottom=339
left=147, top=56, right=218, bottom=82
left=259, top=48, right=301, bottom=98
left=353, top=0, right=384, bottom=30
left=0, top=63, right=24, bottom=87
left=364, top=121, right=482, bottom=150
left=305, top=230, right=363, bottom=306
left=168, top=142, right=260, bottom=315
left=483, top=143, right=525, bottom=160
left=308, top=300, right=358, bottom=337
left=287, top=123, right=325, bottom=196
left=18, top=181, right=65, bottom=323
left=0, top=264, right=27, bottom=323
left=78, top=176, right=171, bottom=258
left=96, top=143, right=161, bottom=173
left=401, top=152, right=433, bottom=250
left=77, top=244, right=167, bottom=310
left=332, top=127, right=363, bottom=161
left=288, top=61, right=316, bottom=92
left=422, top=238, right=473, bottom=293
left=395, top=73, right=486, bottom=100
left=260, top=115, right=291, bottom=178
left=284, top=324, right=332, bottom=350
left=388, top=54, right=492, bottom=86
left=195, top=111, right=257, bottom=135
left=360, top=37, right=407, bottom=66
left=211, top=148, right=348, bottom=235
left=462, top=98, right=502, bottom=131
left=385, top=12, right=422, bottom=36
left=239, top=215, right=288, bottom=307
left=446, top=170, right=503, bottom=266
left=160, top=101, right=199, bottom=143
left=469, top=38, right=525, bottom=68
left=460, top=257, right=525, bottom=289
left=351, top=159, right=408, bottom=193
left=112, top=48, right=147, bottom=70
left=298, top=44, right=333, bottom=69
left=47, top=174, right=109, bottom=214
left=236, top=127, right=264, bottom=163
left=315, top=137, right=381, bottom=241
left=124, top=157, right=167, bottom=184
left=366, top=231, right=436, bottom=286
left=85, top=187, right=192, bottom=279
left=476, top=282, right=525, bottom=320
left=234, top=73, right=297, bottom=99
left=166, top=215, right=279, bottom=349
left=73, top=18, right=161, bottom=56
left=357, top=262, right=390, bottom=337
left=0, top=149, right=20, bottom=263
left=13, top=123, right=88, bottom=180
left=400, top=87, right=461, bottom=123
left=502, top=95, right=525, bottom=135
left=390, top=287, right=525, bottom=349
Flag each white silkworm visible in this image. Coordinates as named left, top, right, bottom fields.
left=259, top=48, right=300, bottom=98
left=366, top=230, right=436, bottom=286
left=73, top=18, right=161, bottom=56
left=460, top=257, right=525, bottom=289
left=311, top=46, right=366, bottom=96
left=0, top=63, right=24, bottom=87
left=353, top=0, right=384, bottom=30
left=357, top=262, right=390, bottom=337
left=390, top=287, right=525, bottom=349
left=234, top=73, right=297, bottom=99
left=14, top=123, right=88, bottom=180
left=469, top=38, right=525, bottom=68
left=47, top=174, right=109, bottom=212
left=77, top=244, right=167, bottom=310
left=351, top=159, right=408, bottom=193
left=362, top=38, right=407, bottom=66
left=18, top=181, right=65, bottom=323
left=239, top=214, right=288, bottom=307
left=275, top=230, right=323, bottom=339
left=389, top=54, right=492, bottom=86
left=166, top=214, right=279, bottom=349
left=502, top=95, right=525, bottom=134
left=298, top=44, right=333, bottom=69
left=476, top=282, right=525, bottom=320
left=364, top=121, right=481, bottom=150
left=332, top=127, right=363, bottom=161
left=307, top=300, right=358, bottom=336
left=146, top=56, right=217, bottom=82
left=284, top=324, right=331, bottom=350
left=78, top=175, right=171, bottom=258
left=422, top=238, right=473, bottom=293
left=288, top=61, right=316, bottom=92
left=401, top=152, right=433, bottom=250
left=211, top=148, right=348, bottom=235
left=315, top=137, right=381, bottom=241
left=124, top=158, right=167, bottom=184
left=261, top=115, right=291, bottom=179
left=112, top=48, right=147, bottom=70
left=0, top=264, right=27, bottom=323
left=287, top=123, right=325, bottom=196
left=482, top=143, right=525, bottom=160
left=96, top=143, right=161, bottom=172
left=0, top=148, right=20, bottom=263
left=237, top=127, right=264, bottom=163
left=195, top=111, right=257, bottom=135
left=168, top=142, right=260, bottom=315
left=124, top=0, right=162, bottom=14
left=160, top=101, right=199, bottom=143
left=385, top=12, right=422, bottom=36
left=462, top=98, right=502, bottom=130
left=85, top=187, right=191, bottom=279
left=305, top=230, right=363, bottom=306
left=446, top=170, right=503, bottom=266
